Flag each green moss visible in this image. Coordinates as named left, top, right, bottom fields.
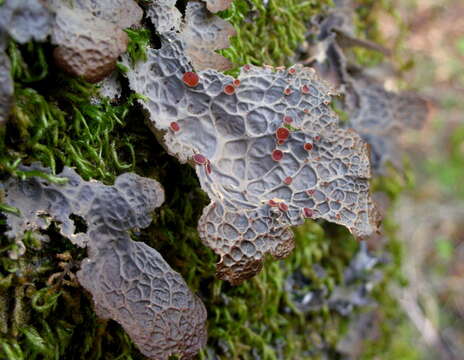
left=220, top=0, right=332, bottom=71
left=125, top=28, right=152, bottom=64
left=425, top=122, right=464, bottom=198
left=0, top=40, right=145, bottom=358
left=0, top=218, right=146, bottom=359
left=192, top=222, right=358, bottom=359
left=352, top=0, right=387, bottom=67
left=1, top=41, right=136, bottom=184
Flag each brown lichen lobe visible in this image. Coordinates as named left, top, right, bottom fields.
left=1, top=165, right=207, bottom=360
left=50, top=0, right=142, bottom=82
left=203, top=0, right=233, bottom=13
left=73, top=0, right=143, bottom=29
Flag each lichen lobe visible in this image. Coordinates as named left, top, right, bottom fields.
left=50, top=0, right=142, bottom=82
left=125, top=34, right=379, bottom=284
left=346, top=75, right=429, bottom=172
left=78, top=240, right=208, bottom=360
left=0, top=0, right=53, bottom=44
left=1, top=165, right=207, bottom=360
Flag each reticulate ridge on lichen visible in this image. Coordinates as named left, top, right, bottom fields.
left=125, top=3, right=379, bottom=284
left=1, top=165, right=207, bottom=360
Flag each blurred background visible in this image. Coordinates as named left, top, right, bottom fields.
left=380, top=0, right=464, bottom=358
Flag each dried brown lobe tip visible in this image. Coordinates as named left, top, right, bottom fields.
left=203, top=0, right=233, bottom=13
left=50, top=0, right=142, bottom=82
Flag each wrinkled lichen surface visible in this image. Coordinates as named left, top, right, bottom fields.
left=125, top=1, right=379, bottom=284
left=2, top=165, right=207, bottom=359
left=126, top=37, right=379, bottom=282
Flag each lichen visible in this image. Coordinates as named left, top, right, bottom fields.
left=1, top=40, right=138, bottom=183
left=0, top=40, right=13, bottom=127
left=298, top=1, right=429, bottom=174
left=1, top=164, right=207, bottom=359
left=300, top=0, right=390, bottom=89
left=125, top=12, right=379, bottom=283
left=204, top=0, right=233, bottom=13
left=0, top=0, right=52, bottom=44
left=49, top=0, right=142, bottom=82
left=180, top=1, right=236, bottom=71
left=345, top=74, right=429, bottom=173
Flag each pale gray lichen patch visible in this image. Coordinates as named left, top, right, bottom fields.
left=1, top=164, right=208, bottom=360
left=125, top=30, right=379, bottom=284
left=97, top=72, right=122, bottom=102
left=148, top=0, right=235, bottom=71
left=148, top=0, right=182, bottom=34
left=0, top=0, right=53, bottom=44
left=180, top=1, right=235, bottom=71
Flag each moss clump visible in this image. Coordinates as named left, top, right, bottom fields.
left=220, top=0, right=331, bottom=69
left=1, top=41, right=137, bottom=184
